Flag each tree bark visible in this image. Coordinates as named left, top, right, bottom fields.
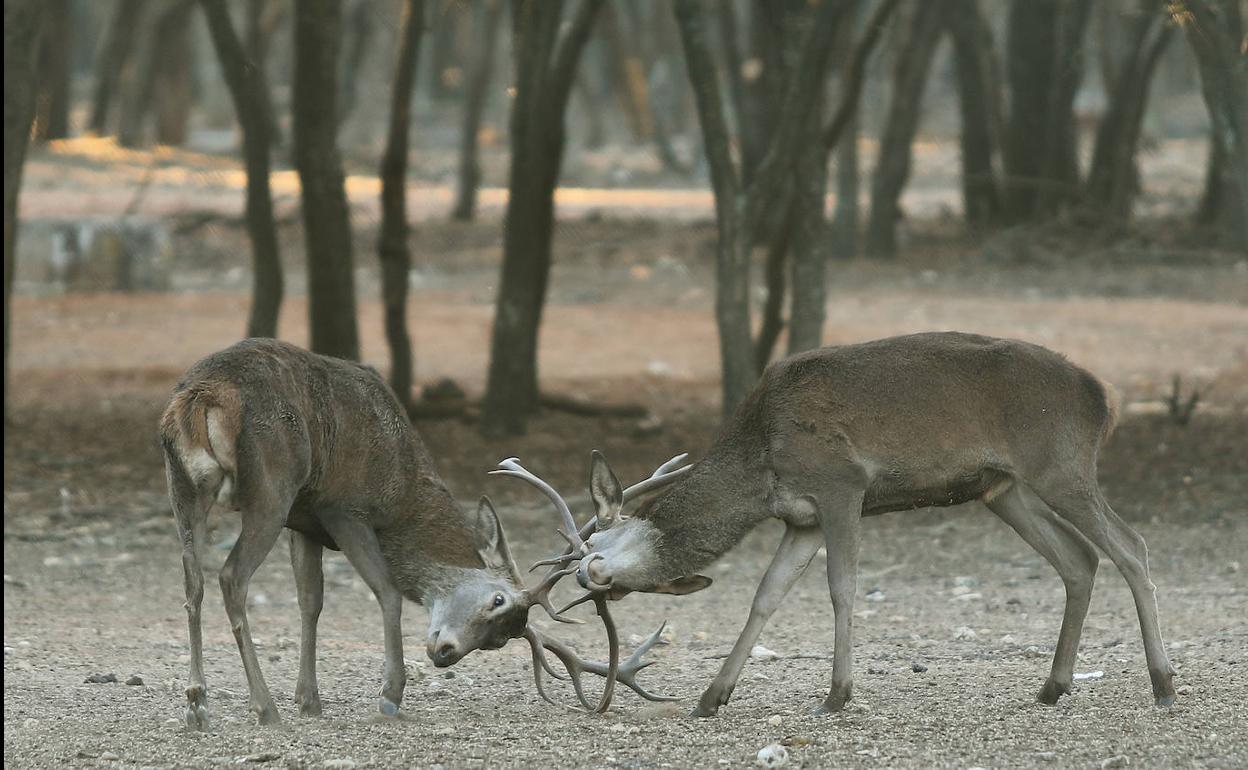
left=337, top=0, right=375, bottom=129
left=481, top=0, right=604, bottom=435
left=152, top=0, right=196, bottom=146
left=1085, top=1, right=1173, bottom=222
left=1003, top=0, right=1059, bottom=218
left=200, top=0, right=283, bottom=339
left=246, top=0, right=286, bottom=147
left=452, top=0, right=503, bottom=221
left=35, top=0, right=72, bottom=142
left=91, top=0, right=148, bottom=136
left=5, top=0, right=45, bottom=405
left=293, top=0, right=359, bottom=360
left=1178, top=0, right=1248, bottom=250
left=946, top=0, right=1002, bottom=226
left=865, top=0, right=945, bottom=258
left=378, top=0, right=426, bottom=411
left=1037, top=0, right=1093, bottom=214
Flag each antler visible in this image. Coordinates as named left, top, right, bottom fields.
left=621, top=452, right=693, bottom=505
left=524, top=610, right=678, bottom=711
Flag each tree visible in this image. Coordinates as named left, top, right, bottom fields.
left=118, top=0, right=197, bottom=148
left=1176, top=0, right=1248, bottom=250
left=480, top=0, right=604, bottom=435
left=452, top=0, right=503, bottom=221
left=865, top=0, right=946, bottom=258
left=200, top=0, right=284, bottom=338
left=378, top=0, right=426, bottom=410
left=5, top=0, right=45, bottom=403
left=35, top=0, right=72, bottom=142
left=91, top=0, right=149, bottom=136
left=1085, top=0, right=1174, bottom=223
left=293, top=0, right=359, bottom=360
left=945, top=0, right=1003, bottom=226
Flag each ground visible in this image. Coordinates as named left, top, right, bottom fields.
left=4, top=140, right=1248, bottom=768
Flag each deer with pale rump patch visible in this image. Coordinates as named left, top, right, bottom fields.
left=160, top=339, right=673, bottom=729
left=524, top=332, right=1178, bottom=715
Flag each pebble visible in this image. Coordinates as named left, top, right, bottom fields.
left=126, top=675, right=144, bottom=686
left=1074, top=671, right=1105, bottom=681
left=865, top=588, right=886, bottom=603
left=320, top=760, right=357, bottom=770
left=85, top=672, right=118, bottom=684
left=755, top=743, right=789, bottom=768
left=101, top=752, right=120, bottom=761
left=750, top=645, right=780, bottom=661
left=240, top=753, right=281, bottom=763
left=767, top=714, right=782, bottom=726
left=1024, top=646, right=1045, bottom=659
left=1101, top=756, right=1129, bottom=769
left=954, top=626, right=978, bottom=641
left=911, top=662, right=928, bottom=673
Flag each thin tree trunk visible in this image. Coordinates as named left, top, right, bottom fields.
left=1178, top=0, right=1248, bottom=250
left=452, top=0, right=502, bottom=221
left=293, top=0, right=359, bottom=360
left=1085, top=2, right=1173, bottom=222
left=246, top=0, right=286, bottom=147
left=830, top=109, right=860, bottom=258
left=1003, top=0, right=1060, bottom=219
left=91, top=0, right=148, bottom=136
left=754, top=199, right=793, bottom=371
left=5, top=0, right=45, bottom=407
left=35, top=0, right=72, bottom=142
left=1037, top=0, right=1093, bottom=214
left=865, top=0, right=945, bottom=258
left=117, top=2, right=165, bottom=147
left=152, top=0, right=196, bottom=146
left=200, top=0, right=283, bottom=339
left=787, top=92, right=830, bottom=354
left=1197, top=129, right=1225, bottom=224
left=378, top=0, right=426, bottom=410
left=946, top=0, right=1002, bottom=226
left=338, top=0, right=374, bottom=129
left=482, top=0, right=605, bottom=435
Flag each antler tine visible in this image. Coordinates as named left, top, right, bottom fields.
left=522, top=593, right=621, bottom=713
left=528, top=565, right=584, bottom=624
left=526, top=617, right=678, bottom=707
left=491, top=457, right=585, bottom=552
left=554, top=590, right=597, bottom=616
left=621, top=453, right=694, bottom=504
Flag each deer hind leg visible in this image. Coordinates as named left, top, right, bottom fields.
left=289, top=531, right=324, bottom=716
left=168, top=458, right=213, bottom=731
left=986, top=482, right=1099, bottom=704
left=1035, top=483, right=1177, bottom=706
left=813, top=484, right=866, bottom=715
left=318, top=512, right=406, bottom=716
left=219, top=492, right=288, bottom=726
left=692, top=524, right=824, bottom=718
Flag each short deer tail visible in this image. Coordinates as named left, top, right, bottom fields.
left=159, top=381, right=242, bottom=490
left=1095, top=376, right=1122, bottom=444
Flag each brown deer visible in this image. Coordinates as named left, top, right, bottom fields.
left=160, top=339, right=671, bottom=729
left=524, top=332, right=1178, bottom=716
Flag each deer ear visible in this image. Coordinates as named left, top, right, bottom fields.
left=590, top=450, right=624, bottom=528
left=475, top=496, right=523, bottom=585
left=648, top=574, right=713, bottom=595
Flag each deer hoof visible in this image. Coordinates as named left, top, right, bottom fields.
left=252, top=704, right=281, bottom=726
left=378, top=697, right=400, bottom=717
left=184, top=685, right=210, bottom=732
left=816, top=684, right=852, bottom=715
left=297, top=695, right=322, bottom=717
left=1037, top=679, right=1071, bottom=705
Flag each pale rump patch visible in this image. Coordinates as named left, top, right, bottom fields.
left=181, top=446, right=222, bottom=487
left=205, top=408, right=236, bottom=475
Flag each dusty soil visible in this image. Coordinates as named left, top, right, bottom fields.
left=6, top=141, right=1248, bottom=768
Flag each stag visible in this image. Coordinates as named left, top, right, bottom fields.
left=525, top=332, right=1178, bottom=715
left=159, top=339, right=671, bottom=729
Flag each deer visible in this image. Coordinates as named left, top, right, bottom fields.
left=159, top=338, right=678, bottom=730
left=515, top=332, right=1178, bottom=716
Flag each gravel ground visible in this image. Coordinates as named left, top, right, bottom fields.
left=4, top=493, right=1246, bottom=769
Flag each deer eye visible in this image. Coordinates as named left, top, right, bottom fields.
left=492, top=593, right=505, bottom=608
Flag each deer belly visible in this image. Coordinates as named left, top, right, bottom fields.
left=862, top=467, right=1011, bottom=516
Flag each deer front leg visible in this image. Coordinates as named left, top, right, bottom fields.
left=318, top=513, right=407, bottom=716
left=814, top=486, right=865, bottom=715
left=693, top=525, right=823, bottom=717
left=290, top=531, right=325, bottom=716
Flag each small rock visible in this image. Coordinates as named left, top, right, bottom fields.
left=1035, top=751, right=1057, bottom=762
left=126, top=675, right=145, bottom=686
left=164, top=718, right=181, bottom=728
left=1101, top=756, right=1129, bottom=769
left=85, top=672, right=118, bottom=684
left=1024, top=646, right=1045, bottom=659
left=240, top=752, right=281, bottom=763
left=320, top=761, right=357, bottom=770
left=755, top=743, right=789, bottom=769
left=911, top=662, right=928, bottom=673
left=433, top=726, right=455, bottom=737
left=750, top=645, right=780, bottom=661
left=100, top=752, right=120, bottom=762
left=3, top=574, right=28, bottom=588
left=17, top=640, right=31, bottom=648
left=953, top=575, right=978, bottom=588
left=864, top=588, right=886, bottom=603
left=954, top=592, right=983, bottom=601
left=867, top=667, right=888, bottom=675
left=999, top=634, right=1016, bottom=644
left=1074, top=671, right=1104, bottom=681
left=767, top=714, right=782, bottom=726
left=954, top=626, right=977, bottom=641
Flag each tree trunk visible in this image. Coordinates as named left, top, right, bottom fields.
left=1037, top=0, right=1093, bottom=214
left=481, top=0, right=604, bottom=435
left=1003, top=0, right=1059, bottom=218
left=378, top=0, right=426, bottom=411
left=337, top=0, right=375, bottom=130
left=830, top=108, right=860, bottom=258
left=1085, top=2, right=1173, bottom=222
left=865, top=0, right=945, bottom=258
left=246, top=0, right=286, bottom=147
left=35, top=0, right=72, bottom=142
left=5, top=0, right=45, bottom=405
left=200, top=0, right=283, bottom=339
left=91, top=0, right=148, bottom=136
left=452, top=0, right=503, bottom=221
left=151, top=0, right=196, bottom=146
left=117, top=2, right=164, bottom=147
left=293, top=0, right=359, bottom=360
left=946, top=0, right=1002, bottom=226
left=427, top=3, right=460, bottom=101
left=1178, top=0, right=1248, bottom=250
left=787, top=93, right=830, bottom=354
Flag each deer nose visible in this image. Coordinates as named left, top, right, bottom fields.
left=427, top=634, right=461, bottom=667
left=576, top=553, right=611, bottom=590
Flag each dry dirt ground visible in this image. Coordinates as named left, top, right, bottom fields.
left=6, top=143, right=1248, bottom=769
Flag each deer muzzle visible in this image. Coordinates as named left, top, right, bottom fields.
left=575, top=552, right=613, bottom=592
